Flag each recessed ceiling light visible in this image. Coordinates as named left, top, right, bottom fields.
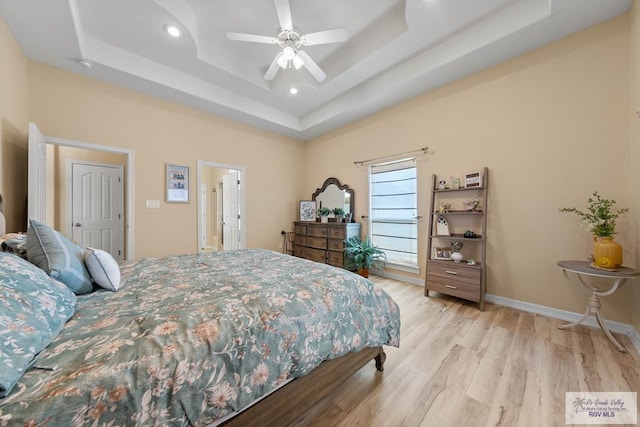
left=164, top=24, right=181, bottom=38
left=75, top=58, right=93, bottom=68
left=289, top=87, right=298, bottom=95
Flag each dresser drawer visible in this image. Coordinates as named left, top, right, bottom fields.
left=307, top=226, right=328, bottom=238
left=294, top=235, right=307, bottom=246
left=327, top=251, right=344, bottom=267
left=295, top=224, right=308, bottom=235
left=306, top=247, right=326, bottom=263
left=307, top=236, right=327, bottom=250
left=293, top=245, right=306, bottom=258
left=327, top=238, right=344, bottom=251
left=328, top=227, right=346, bottom=239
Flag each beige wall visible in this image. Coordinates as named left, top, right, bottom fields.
left=2, top=9, right=639, bottom=325
left=28, top=62, right=305, bottom=258
left=0, top=16, right=28, bottom=232
left=630, top=1, right=640, bottom=332
left=305, top=15, right=634, bottom=323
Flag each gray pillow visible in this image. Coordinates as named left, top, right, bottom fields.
left=26, top=220, right=93, bottom=294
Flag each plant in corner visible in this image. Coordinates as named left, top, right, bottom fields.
left=343, top=236, right=386, bottom=278
left=559, top=191, right=629, bottom=269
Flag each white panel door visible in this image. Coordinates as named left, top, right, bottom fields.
left=222, top=171, right=239, bottom=251
left=71, top=163, right=123, bottom=260
left=28, top=122, right=47, bottom=224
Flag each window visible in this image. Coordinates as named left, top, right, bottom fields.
left=369, top=158, right=418, bottom=269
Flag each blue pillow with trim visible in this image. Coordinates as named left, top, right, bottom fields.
left=0, top=252, right=76, bottom=397
left=26, top=220, right=93, bottom=294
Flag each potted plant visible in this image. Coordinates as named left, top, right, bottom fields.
left=559, top=191, right=629, bottom=269
left=343, top=236, right=386, bottom=278
left=332, top=207, right=345, bottom=222
left=317, top=207, right=331, bottom=223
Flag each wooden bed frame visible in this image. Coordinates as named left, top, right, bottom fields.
left=222, top=346, right=386, bottom=426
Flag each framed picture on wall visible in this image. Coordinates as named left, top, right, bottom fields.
left=299, top=200, right=316, bottom=222
left=166, top=163, right=190, bottom=203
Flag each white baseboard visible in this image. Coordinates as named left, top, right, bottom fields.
left=371, top=272, right=640, bottom=355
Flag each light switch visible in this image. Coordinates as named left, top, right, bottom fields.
left=146, top=200, right=160, bottom=209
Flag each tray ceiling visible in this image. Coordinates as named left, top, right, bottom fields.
left=0, top=0, right=632, bottom=140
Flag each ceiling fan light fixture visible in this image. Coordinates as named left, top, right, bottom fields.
left=282, top=46, right=295, bottom=60
left=293, top=54, right=304, bottom=70
left=276, top=54, right=288, bottom=69
left=164, top=24, right=181, bottom=38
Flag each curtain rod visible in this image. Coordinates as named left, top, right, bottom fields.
left=353, top=147, right=429, bottom=166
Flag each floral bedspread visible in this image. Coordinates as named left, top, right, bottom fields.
left=0, top=249, right=400, bottom=426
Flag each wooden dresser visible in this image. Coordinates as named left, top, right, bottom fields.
left=293, top=221, right=361, bottom=269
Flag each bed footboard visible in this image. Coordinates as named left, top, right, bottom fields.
left=222, top=346, right=385, bottom=426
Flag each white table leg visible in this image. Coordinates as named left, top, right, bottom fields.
left=595, top=307, right=626, bottom=352
left=558, top=304, right=591, bottom=330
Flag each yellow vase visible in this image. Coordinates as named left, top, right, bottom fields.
left=592, top=236, right=622, bottom=269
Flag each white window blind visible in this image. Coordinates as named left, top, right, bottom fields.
left=369, top=158, right=418, bottom=268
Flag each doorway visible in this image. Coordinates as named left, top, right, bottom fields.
left=197, top=160, right=245, bottom=252
left=28, top=122, right=134, bottom=259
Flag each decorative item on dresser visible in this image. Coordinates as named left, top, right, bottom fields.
left=294, top=221, right=361, bottom=269
left=425, top=167, right=489, bottom=310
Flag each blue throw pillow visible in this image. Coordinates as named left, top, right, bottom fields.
left=26, top=220, right=93, bottom=294
left=0, top=252, right=77, bottom=397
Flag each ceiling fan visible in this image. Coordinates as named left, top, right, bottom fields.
left=226, top=0, right=348, bottom=82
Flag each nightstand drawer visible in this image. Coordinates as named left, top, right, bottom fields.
left=306, top=247, right=326, bottom=263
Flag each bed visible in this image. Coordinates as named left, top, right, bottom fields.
left=0, top=221, right=400, bottom=426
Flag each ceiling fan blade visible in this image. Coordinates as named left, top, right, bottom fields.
left=297, top=50, right=326, bottom=82
left=264, top=52, right=283, bottom=81
left=226, top=32, right=277, bottom=44
left=274, top=0, right=293, bottom=31
left=301, top=28, right=348, bottom=46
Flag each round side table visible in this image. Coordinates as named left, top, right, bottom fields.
left=556, top=260, right=639, bottom=353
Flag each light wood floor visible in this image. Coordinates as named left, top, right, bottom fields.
left=292, top=276, right=640, bottom=427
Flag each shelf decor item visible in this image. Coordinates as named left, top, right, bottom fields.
left=559, top=191, right=629, bottom=269
left=464, top=171, right=482, bottom=188
left=436, top=215, right=450, bottom=236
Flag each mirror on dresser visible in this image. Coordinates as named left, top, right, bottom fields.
left=294, top=178, right=360, bottom=270
left=312, top=177, right=355, bottom=222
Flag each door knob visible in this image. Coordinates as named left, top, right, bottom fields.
left=73, top=223, right=82, bottom=227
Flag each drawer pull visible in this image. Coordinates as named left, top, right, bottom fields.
left=444, top=284, right=458, bottom=289
left=445, top=270, right=458, bottom=275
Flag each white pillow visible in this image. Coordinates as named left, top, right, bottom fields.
left=84, top=248, right=121, bottom=291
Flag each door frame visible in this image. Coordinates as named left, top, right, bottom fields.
left=67, top=160, right=125, bottom=258
left=30, top=129, right=135, bottom=259
left=196, top=160, right=246, bottom=252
